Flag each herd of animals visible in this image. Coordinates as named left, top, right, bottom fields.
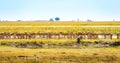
left=0, top=32, right=119, bottom=39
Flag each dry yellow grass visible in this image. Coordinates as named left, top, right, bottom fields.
left=0, top=21, right=120, bottom=63
left=0, top=46, right=120, bottom=63
left=0, top=39, right=119, bottom=44
left=0, top=21, right=120, bottom=33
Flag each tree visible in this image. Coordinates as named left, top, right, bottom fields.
left=113, top=19, right=115, bottom=21
left=87, top=19, right=92, bottom=22
left=17, top=20, right=21, bottom=22
left=55, top=17, right=60, bottom=21
left=49, top=18, right=54, bottom=21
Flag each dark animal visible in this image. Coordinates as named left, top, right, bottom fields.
left=77, top=36, right=81, bottom=44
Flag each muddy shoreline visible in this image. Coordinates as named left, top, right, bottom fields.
left=0, top=41, right=120, bottom=48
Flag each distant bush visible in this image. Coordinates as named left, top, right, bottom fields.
left=55, top=17, right=60, bottom=21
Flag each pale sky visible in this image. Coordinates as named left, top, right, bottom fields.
left=0, top=0, right=120, bottom=21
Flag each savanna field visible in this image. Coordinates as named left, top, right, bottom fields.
left=0, top=21, right=120, bottom=63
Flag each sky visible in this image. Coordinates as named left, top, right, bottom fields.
left=0, top=0, right=120, bottom=21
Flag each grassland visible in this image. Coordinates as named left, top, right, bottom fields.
left=0, top=21, right=120, bottom=63
left=0, top=39, right=120, bottom=44
left=0, top=46, right=120, bottom=63
left=0, top=21, right=120, bottom=34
